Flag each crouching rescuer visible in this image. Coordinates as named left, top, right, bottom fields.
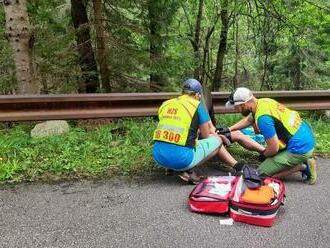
left=225, top=87, right=317, bottom=184
left=152, top=79, right=245, bottom=184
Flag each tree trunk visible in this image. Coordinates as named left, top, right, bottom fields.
left=193, top=0, right=204, bottom=80
left=259, top=11, right=274, bottom=91
left=292, top=59, right=302, bottom=90
left=201, top=29, right=212, bottom=84
left=201, top=12, right=221, bottom=85
left=3, top=0, right=40, bottom=94
left=233, top=15, right=239, bottom=89
left=212, top=0, right=229, bottom=91
left=149, top=20, right=164, bottom=91
left=290, top=45, right=302, bottom=90
left=92, top=0, right=111, bottom=92
left=71, top=0, right=99, bottom=93
left=260, top=50, right=269, bottom=90
left=148, top=1, right=166, bottom=91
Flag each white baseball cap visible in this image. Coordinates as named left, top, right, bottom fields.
left=225, top=87, right=253, bottom=108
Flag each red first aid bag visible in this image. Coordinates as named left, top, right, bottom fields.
left=230, top=177, right=285, bottom=227
left=188, top=175, right=285, bottom=227
left=188, top=176, right=239, bottom=214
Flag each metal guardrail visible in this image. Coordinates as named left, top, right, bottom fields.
left=0, top=90, right=329, bottom=121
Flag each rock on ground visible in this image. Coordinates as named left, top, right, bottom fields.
left=31, top=120, right=70, bottom=137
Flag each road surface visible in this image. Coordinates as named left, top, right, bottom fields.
left=1, top=159, right=329, bottom=248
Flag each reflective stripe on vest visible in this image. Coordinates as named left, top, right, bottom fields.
left=255, top=98, right=301, bottom=150
left=153, top=95, right=199, bottom=146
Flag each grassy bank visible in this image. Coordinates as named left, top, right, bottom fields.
left=0, top=114, right=329, bottom=184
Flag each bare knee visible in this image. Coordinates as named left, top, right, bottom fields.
left=230, top=130, right=244, bottom=142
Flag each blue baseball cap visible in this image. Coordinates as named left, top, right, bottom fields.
left=183, top=79, right=202, bottom=94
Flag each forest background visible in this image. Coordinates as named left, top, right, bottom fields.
left=1, top=0, right=329, bottom=95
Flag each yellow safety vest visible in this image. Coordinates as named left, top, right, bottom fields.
left=153, top=95, right=200, bottom=147
left=255, top=98, right=301, bottom=150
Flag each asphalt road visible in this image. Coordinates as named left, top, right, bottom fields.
left=0, top=159, right=329, bottom=248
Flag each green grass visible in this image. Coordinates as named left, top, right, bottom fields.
left=307, top=118, right=330, bottom=156
left=0, top=118, right=156, bottom=183
left=0, top=114, right=329, bottom=184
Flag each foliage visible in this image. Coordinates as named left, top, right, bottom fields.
left=0, top=118, right=156, bottom=183
left=0, top=0, right=329, bottom=93
left=28, top=0, right=81, bottom=93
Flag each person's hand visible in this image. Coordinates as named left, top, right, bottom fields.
left=219, top=134, right=231, bottom=146
left=216, top=126, right=230, bottom=135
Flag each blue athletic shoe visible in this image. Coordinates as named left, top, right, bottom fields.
left=301, top=162, right=311, bottom=181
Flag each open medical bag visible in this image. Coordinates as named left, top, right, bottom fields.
left=230, top=176, right=285, bottom=227
left=188, top=176, right=239, bottom=214
left=188, top=174, right=285, bottom=227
